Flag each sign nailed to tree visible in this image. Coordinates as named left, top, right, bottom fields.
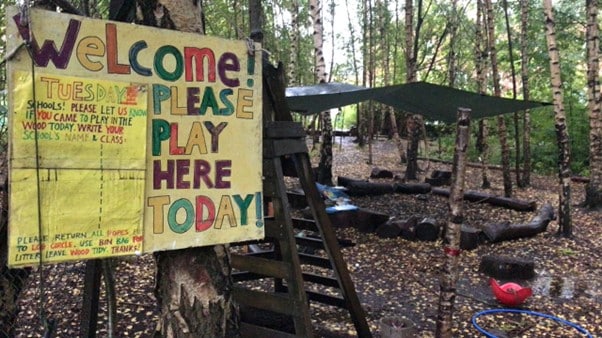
left=6, top=6, right=264, bottom=267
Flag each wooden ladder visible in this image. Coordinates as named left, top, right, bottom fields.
left=230, top=63, right=371, bottom=337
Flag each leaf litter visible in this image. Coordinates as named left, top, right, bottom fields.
left=10, top=137, right=602, bottom=337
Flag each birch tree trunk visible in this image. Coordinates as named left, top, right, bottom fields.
left=310, top=0, right=334, bottom=185
left=485, top=0, right=512, bottom=197
left=585, top=0, right=602, bottom=210
left=543, top=0, right=573, bottom=236
left=475, top=0, right=491, bottom=189
left=288, top=0, right=300, bottom=86
left=520, top=0, right=532, bottom=187
left=436, top=108, right=471, bottom=338
left=367, top=0, right=375, bottom=165
left=404, top=0, right=415, bottom=83
left=404, top=0, right=424, bottom=181
left=447, top=0, right=459, bottom=88
left=126, top=2, right=240, bottom=336
left=344, top=0, right=363, bottom=146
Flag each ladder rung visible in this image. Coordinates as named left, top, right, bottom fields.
left=264, top=139, right=308, bottom=158
left=264, top=121, right=306, bottom=139
left=298, top=252, right=332, bottom=269
left=233, top=287, right=301, bottom=316
left=231, top=254, right=291, bottom=280
left=240, top=322, right=300, bottom=338
left=279, top=285, right=346, bottom=308
left=302, top=272, right=340, bottom=288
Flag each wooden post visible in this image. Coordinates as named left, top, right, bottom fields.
left=436, top=108, right=471, bottom=337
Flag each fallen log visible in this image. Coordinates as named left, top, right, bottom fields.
left=344, top=181, right=433, bottom=196
left=479, top=255, right=536, bottom=280
left=415, top=218, right=441, bottom=241
left=337, top=176, right=367, bottom=187
left=355, top=209, right=390, bottom=233
left=431, top=187, right=537, bottom=211
left=375, top=217, right=418, bottom=239
left=424, top=170, right=451, bottom=187
left=394, top=182, right=432, bottom=194
left=482, top=202, right=555, bottom=243
left=345, top=181, right=396, bottom=196
left=370, top=167, right=394, bottom=179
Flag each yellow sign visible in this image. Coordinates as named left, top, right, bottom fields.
left=6, top=7, right=263, bottom=267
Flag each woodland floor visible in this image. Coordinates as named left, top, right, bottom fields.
left=10, top=136, right=602, bottom=337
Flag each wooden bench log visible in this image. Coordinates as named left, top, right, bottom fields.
left=394, top=183, right=432, bottom=194
left=375, top=217, right=418, bottom=239
left=482, top=203, right=555, bottom=243
left=425, top=170, right=452, bottom=187
left=370, top=167, right=394, bottom=179
left=479, top=255, right=536, bottom=280
left=337, top=176, right=367, bottom=187
left=345, top=181, right=396, bottom=196
left=415, top=218, right=441, bottom=241
left=431, top=187, right=537, bottom=211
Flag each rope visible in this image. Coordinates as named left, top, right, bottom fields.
left=19, top=2, right=54, bottom=336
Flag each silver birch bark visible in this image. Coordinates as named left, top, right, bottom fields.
left=485, top=0, right=512, bottom=197
left=543, top=0, right=573, bottom=236
left=435, top=108, right=471, bottom=338
left=310, top=0, right=334, bottom=185
left=520, top=0, right=532, bottom=187
left=475, top=0, right=491, bottom=189
left=585, top=0, right=602, bottom=210
left=130, top=2, right=240, bottom=336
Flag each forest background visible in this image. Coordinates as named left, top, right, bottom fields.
left=1, top=0, right=592, bottom=176
left=0, top=0, right=597, bottom=177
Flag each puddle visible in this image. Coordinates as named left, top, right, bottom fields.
left=531, top=270, right=602, bottom=302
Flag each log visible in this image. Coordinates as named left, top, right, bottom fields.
left=337, top=176, right=367, bottom=187
left=415, top=218, right=441, bottom=241
left=394, top=183, right=432, bottom=194
left=345, top=181, right=396, bottom=196
left=459, top=225, right=482, bottom=251
left=482, top=203, right=555, bottom=243
left=370, top=167, right=394, bottom=179
left=479, top=255, right=535, bottom=280
left=431, top=187, right=537, bottom=211
left=375, top=217, right=418, bottom=239
left=425, top=170, right=452, bottom=187
left=355, top=209, right=390, bottom=233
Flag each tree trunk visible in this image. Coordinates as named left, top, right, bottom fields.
left=446, top=0, right=459, bottom=87
left=344, top=0, right=363, bottom=146
left=485, top=0, right=513, bottom=197
left=310, top=0, right=334, bottom=185
left=404, top=0, right=422, bottom=179
left=436, top=108, right=471, bottom=338
left=123, top=2, right=239, bottom=336
left=475, top=0, right=491, bottom=189
left=585, top=0, right=602, bottom=210
left=543, top=0, right=573, bottom=237
left=405, top=114, right=421, bottom=180
left=380, top=0, right=404, bottom=164
left=404, top=0, right=415, bottom=83
left=520, top=0, right=532, bottom=187
left=287, top=0, right=300, bottom=86
left=502, top=0, right=522, bottom=188
left=155, top=248, right=239, bottom=337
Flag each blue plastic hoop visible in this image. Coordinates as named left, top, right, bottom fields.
left=472, top=308, right=593, bottom=338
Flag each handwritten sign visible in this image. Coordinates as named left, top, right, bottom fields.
left=6, top=7, right=263, bottom=267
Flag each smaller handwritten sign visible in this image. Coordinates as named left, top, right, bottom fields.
left=8, top=71, right=147, bottom=266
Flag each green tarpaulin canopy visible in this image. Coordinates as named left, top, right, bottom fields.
left=285, top=81, right=551, bottom=124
